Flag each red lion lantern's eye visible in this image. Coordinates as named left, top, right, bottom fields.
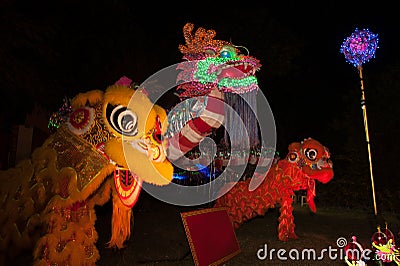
left=304, top=148, right=318, bottom=161
left=287, top=152, right=299, bottom=163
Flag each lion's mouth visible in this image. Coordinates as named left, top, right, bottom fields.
left=134, top=138, right=164, bottom=162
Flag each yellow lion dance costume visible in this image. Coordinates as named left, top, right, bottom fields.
left=0, top=79, right=174, bottom=265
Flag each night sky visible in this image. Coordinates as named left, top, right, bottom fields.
left=1, top=1, right=399, bottom=207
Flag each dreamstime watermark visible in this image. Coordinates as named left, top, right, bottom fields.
left=256, top=237, right=399, bottom=263
left=123, top=61, right=277, bottom=206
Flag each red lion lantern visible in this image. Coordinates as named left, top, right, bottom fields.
left=214, top=138, right=334, bottom=241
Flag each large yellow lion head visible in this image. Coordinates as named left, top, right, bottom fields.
left=67, top=82, right=173, bottom=207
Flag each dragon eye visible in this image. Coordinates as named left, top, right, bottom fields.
left=107, top=104, right=138, bottom=136
left=287, top=152, right=299, bottom=163
left=304, top=148, right=318, bottom=161
left=219, top=45, right=237, bottom=59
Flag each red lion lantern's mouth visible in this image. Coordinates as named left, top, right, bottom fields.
left=309, top=157, right=333, bottom=170
left=315, top=158, right=333, bottom=169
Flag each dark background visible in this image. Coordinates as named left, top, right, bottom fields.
left=1, top=1, right=399, bottom=212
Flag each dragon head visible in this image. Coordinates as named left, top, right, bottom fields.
left=286, top=137, right=334, bottom=184
left=176, top=22, right=261, bottom=98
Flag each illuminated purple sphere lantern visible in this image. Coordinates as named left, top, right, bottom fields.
left=340, top=28, right=379, bottom=67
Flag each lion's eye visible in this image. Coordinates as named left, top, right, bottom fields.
left=304, top=148, right=318, bottom=161
left=287, top=152, right=299, bottom=163
left=107, top=104, right=138, bottom=136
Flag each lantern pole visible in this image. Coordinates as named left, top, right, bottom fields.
left=357, top=65, right=377, bottom=216
left=341, top=28, right=379, bottom=216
